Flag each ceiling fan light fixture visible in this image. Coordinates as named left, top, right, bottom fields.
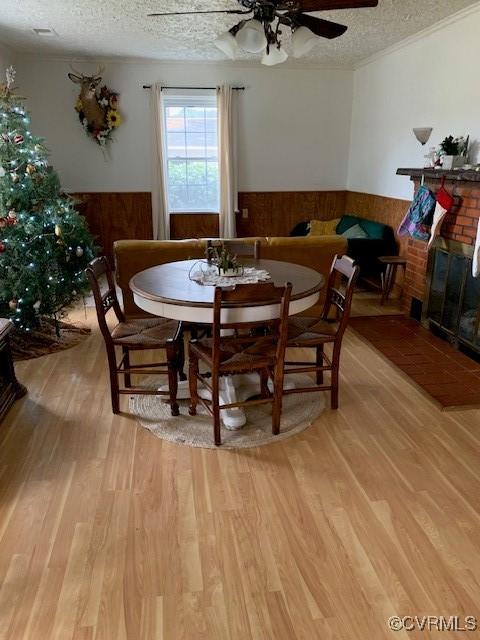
left=292, top=26, right=319, bottom=58
left=261, top=45, right=288, bottom=66
left=236, top=19, right=267, bottom=54
left=214, top=29, right=239, bottom=59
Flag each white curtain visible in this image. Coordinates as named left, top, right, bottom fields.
left=150, top=83, right=169, bottom=240
left=217, top=84, right=238, bottom=239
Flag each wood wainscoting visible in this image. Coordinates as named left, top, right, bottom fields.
left=345, top=191, right=410, bottom=255
left=73, top=192, right=153, bottom=265
left=73, top=190, right=411, bottom=264
left=170, top=213, right=219, bottom=240
left=237, top=191, right=347, bottom=237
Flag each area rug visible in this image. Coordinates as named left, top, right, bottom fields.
left=129, top=375, right=325, bottom=449
left=350, top=315, right=480, bottom=409
left=11, top=319, right=91, bottom=361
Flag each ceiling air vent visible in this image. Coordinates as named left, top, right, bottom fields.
left=32, top=28, right=57, bottom=37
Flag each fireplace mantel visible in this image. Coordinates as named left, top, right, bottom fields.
left=397, top=167, right=480, bottom=182
left=396, top=166, right=480, bottom=323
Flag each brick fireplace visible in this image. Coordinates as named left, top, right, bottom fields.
left=397, top=168, right=480, bottom=356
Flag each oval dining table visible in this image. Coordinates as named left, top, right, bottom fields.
left=130, top=258, right=325, bottom=429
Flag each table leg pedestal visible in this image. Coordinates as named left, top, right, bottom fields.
left=159, top=373, right=296, bottom=430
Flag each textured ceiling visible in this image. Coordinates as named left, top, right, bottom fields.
left=0, top=0, right=478, bottom=66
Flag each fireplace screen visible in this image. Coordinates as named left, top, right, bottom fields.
left=427, top=247, right=480, bottom=353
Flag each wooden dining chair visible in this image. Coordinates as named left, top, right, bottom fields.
left=284, top=255, right=359, bottom=409
left=86, top=256, right=184, bottom=415
left=206, top=239, right=261, bottom=260
left=188, top=281, right=292, bottom=446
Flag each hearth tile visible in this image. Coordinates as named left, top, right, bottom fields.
left=409, top=371, right=457, bottom=385
left=350, top=316, right=480, bottom=409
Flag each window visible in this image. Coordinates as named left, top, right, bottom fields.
left=163, top=94, right=219, bottom=213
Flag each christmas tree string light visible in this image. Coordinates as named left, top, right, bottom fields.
left=0, top=66, right=95, bottom=332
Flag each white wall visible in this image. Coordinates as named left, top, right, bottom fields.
left=14, top=57, right=353, bottom=193
left=0, top=42, right=15, bottom=73
left=348, top=4, right=480, bottom=201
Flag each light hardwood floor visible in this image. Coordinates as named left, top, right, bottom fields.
left=2, top=307, right=480, bottom=640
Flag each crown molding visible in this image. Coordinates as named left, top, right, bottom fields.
left=14, top=51, right=353, bottom=72
left=354, top=1, right=480, bottom=70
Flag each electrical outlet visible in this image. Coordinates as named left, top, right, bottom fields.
left=242, top=208, right=249, bottom=219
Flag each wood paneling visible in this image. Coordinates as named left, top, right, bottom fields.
left=170, top=213, right=219, bottom=240
left=73, top=192, right=153, bottom=265
left=237, top=191, right=347, bottom=237
left=73, top=190, right=412, bottom=265
left=3, top=303, right=480, bottom=639
left=345, top=191, right=410, bottom=255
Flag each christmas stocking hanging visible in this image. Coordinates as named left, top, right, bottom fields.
left=473, top=217, right=480, bottom=278
left=428, top=178, right=454, bottom=247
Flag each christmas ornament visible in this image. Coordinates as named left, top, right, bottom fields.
left=7, top=209, right=16, bottom=219
left=8, top=299, right=17, bottom=310
left=54, top=224, right=62, bottom=237
left=33, top=300, right=41, bottom=311
left=0, top=166, right=5, bottom=177
left=0, top=242, right=5, bottom=252
left=26, top=163, right=36, bottom=176
left=75, top=246, right=84, bottom=257
left=13, top=134, right=24, bottom=144
left=0, top=218, right=6, bottom=228
left=11, top=173, right=19, bottom=183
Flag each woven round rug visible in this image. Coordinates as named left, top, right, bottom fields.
left=129, top=375, right=325, bottom=449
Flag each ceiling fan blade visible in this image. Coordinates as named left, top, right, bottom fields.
left=148, top=9, right=252, bottom=17
left=278, top=0, right=378, bottom=11
left=293, top=13, right=347, bottom=38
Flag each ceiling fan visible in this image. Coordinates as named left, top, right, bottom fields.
left=148, top=1, right=379, bottom=66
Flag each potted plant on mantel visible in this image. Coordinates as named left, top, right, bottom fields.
left=438, top=135, right=469, bottom=170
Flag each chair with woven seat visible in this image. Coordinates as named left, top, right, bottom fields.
left=188, top=281, right=292, bottom=446
left=284, top=254, right=359, bottom=409
left=86, top=256, right=184, bottom=415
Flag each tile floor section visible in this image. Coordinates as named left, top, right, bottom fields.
left=349, top=315, right=480, bottom=409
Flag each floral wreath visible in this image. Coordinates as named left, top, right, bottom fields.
left=75, top=85, right=122, bottom=147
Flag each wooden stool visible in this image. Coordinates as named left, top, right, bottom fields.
left=379, top=256, right=407, bottom=305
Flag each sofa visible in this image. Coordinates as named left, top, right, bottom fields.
left=114, top=235, right=347, bottom=319
left=291, top=214, right=398, bottom=278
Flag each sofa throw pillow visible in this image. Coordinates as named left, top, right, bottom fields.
left=309, top=218, right=340, bottom=236
left=289, top=221, right=310, bottom=237
left=341, top=223, right=369, bottom=239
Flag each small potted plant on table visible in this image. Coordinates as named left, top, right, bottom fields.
left=206, top=245, right=242, bottom=277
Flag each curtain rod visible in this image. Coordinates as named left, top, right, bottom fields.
left=142, top=85, right=245, bottom=90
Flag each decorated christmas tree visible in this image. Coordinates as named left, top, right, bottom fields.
left=0, top=67, right=95, bottom=333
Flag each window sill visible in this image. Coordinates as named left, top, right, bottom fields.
left=169, top=211, right=219, bottom=215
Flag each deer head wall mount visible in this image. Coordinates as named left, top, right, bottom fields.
left=68, top=64, right=122, bottom=147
